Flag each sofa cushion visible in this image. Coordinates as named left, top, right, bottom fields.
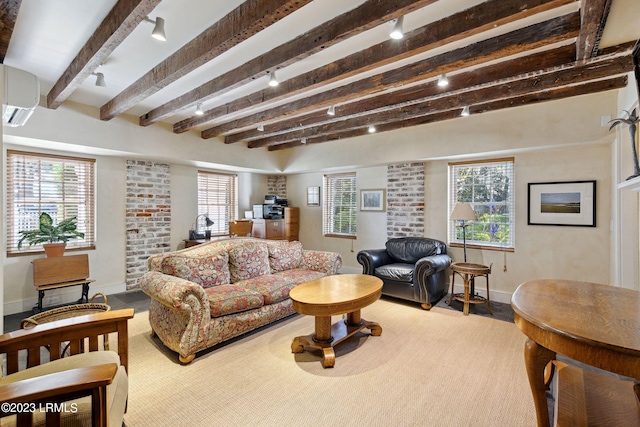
left=385, top=237, right=444, bottom=263
left=204, top=284, right=264, bottom=317
left=268, top=240, right=303, bottom=273
left=375, top=263, right=414, bottom=283
left=228, top=240, right=271, bottom=282
left=161, top=252, right=230, bottom=288
left=235, top=275, right=296, bottom=305
left=272, top=269, right=326, bottom=284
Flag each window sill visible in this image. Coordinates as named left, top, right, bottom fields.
left=449, top=242, right=514, bottom=253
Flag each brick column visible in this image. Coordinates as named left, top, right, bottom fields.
left=125, top=160, right=171, bottom=290
left=267, top=175, right=287, bottom=198
left=387, top=163, right=425, bottom=238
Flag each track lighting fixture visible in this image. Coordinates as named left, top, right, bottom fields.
left=268, top=71, right=279, bottom=87
left=368, top=125, right=376, bottom=133
left=92, top=72, right=106, bottom=87
left=461, top=106, right=470, bottom=117
left=257, top=124, right=264, bottom=131
left=195, top=103, right=204, bottom=116
left=327, top=105, right=335, bottom=116
left=301, top=137, right=307, bottom=144
left=437, top=74, right=449, bottom=87
left=144, top=16, right=166, bottom=41
left=389, top=16, right=404, bottom=40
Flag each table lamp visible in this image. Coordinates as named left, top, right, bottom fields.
left=190, top=214, right=214, bottom=240
left=450, top=203, right=477, bottom=262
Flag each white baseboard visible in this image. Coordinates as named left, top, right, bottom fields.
left=4, top=282, right=127, bottom=315
left=340, top=267, right=512, bottom=305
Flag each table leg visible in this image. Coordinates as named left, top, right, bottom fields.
left=524, top=338, right=555, bottom=427
left=314, top=316, right=333, bottom=343
left=447, top=272, right=456, bottom=305
left=463, top=274, right=471, bottom=316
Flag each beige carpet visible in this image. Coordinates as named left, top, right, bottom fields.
left=124, top=299, right=536, bottom=426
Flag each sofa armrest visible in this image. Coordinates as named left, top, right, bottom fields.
left=300, top=250, right=343, bottom=275
left=415, top=254, right=452, bottom=277
left=356, top=249, right=392, bottom=275
left=139, top=271, right=210, bottom=314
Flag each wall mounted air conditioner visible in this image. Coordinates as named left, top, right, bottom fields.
left=1, top=64, right=40, bottom=127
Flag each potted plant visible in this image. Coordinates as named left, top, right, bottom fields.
left=17, top=212, right=85, bottom=257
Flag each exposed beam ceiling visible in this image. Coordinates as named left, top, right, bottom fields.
left=3, top=0, right=639, bottom=151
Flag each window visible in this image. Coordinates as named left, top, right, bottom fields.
left=323, top=172, right=357, bottom=238
left=7, top=150, right=96, bottom=255
left=197, top=171, right=237, bottom=236
left=448, top=158, right=515, bottom=250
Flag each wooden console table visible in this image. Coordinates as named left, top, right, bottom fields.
left=32, top=254, right=94, bottom=313
left=511, top=279, right=640, bottom=427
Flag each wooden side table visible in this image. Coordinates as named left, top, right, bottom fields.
left=447, top=262, right=492, bottom=315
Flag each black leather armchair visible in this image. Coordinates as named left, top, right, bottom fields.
left=357, top=237, right=451, bottom=310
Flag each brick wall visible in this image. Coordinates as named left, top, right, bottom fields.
left=267, top=175, right=287, bottom=198
left=387, top=163, right=425, bottom=238
left=125, top=160, right=171, bottom=290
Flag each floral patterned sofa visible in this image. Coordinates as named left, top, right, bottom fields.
left=140, top=238, right=342, bottom=364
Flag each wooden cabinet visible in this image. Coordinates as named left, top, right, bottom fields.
left=252, top=207, right=299, bottom=241
left=285, top=207, right=299, bottom=241
left=252, top=219, right=285, bottom=240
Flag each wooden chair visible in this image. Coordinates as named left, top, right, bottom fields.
left=229, top=220, right=253, bottom=237
left=0, top=309, right=134, bottom=427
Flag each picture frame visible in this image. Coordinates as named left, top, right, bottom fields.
left=527, top=180, right=596, bottom=227
left=307, top=186, right=320, bottom=206
left=360, top=189, right=386, bottom=212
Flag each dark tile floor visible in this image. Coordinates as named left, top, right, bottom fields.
left=3, top=290, right=151, bottom=333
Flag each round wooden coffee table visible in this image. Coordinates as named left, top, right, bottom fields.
left=290, top=274, right=383, bottom=368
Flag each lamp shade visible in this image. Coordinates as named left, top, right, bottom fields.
left=450, top=203, right=477, bottom=221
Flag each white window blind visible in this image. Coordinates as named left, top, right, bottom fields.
left=323, top=172, right=357, bottom=238
left=197, top=171, right=237, bottom=236
left=448, top=158, right=515, bottom=249
left=7, top=150, right=96, bottom=255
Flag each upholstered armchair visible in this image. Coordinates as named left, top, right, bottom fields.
left=357, top=237, right=451, bottom=310
left=0, top=309, right=133, bottom=427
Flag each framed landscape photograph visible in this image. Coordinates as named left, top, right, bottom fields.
left=528, top=180, right=596, bottom=227
left=360, top=189, right=386, bottom=212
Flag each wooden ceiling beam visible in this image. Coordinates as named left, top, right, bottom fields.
left=0, top=0, right=21, bottom=63
left=202, top=12, right=581, bottom=139
left=244, top=42, right=633, bottom=146
left=234, top=45, right=577, bottom=145
left=143, top=0, right=438, bottom=127
left=100, top=0, right=313, bottom=121
left=173, top=0, right=575, bottom=134
left=268, top=76, right=627, bottom=150
left=576, top=0, right=612, bottom=60
left=254, top=56, right=630, bottom=148
left=46, top=0, right=162, bottom=109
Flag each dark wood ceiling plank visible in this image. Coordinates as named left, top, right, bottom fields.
left=202, top=12, right=581, bottom=139
left=576, top=0, right=612, bottom=60
left=234, top=44, right=577, bottom=145
left=100, top=0, right=313, bottom=121
left=254, top=56, right=630, bottom=147
left=0, top=0, right=21, bottom=63
left=46, top=0, right=163, bottom=109
left=173, top=0, right=575, bottom=133
left=268, top=76, right=627, bottom=150
left=143, top=0, right=439, bottom=127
